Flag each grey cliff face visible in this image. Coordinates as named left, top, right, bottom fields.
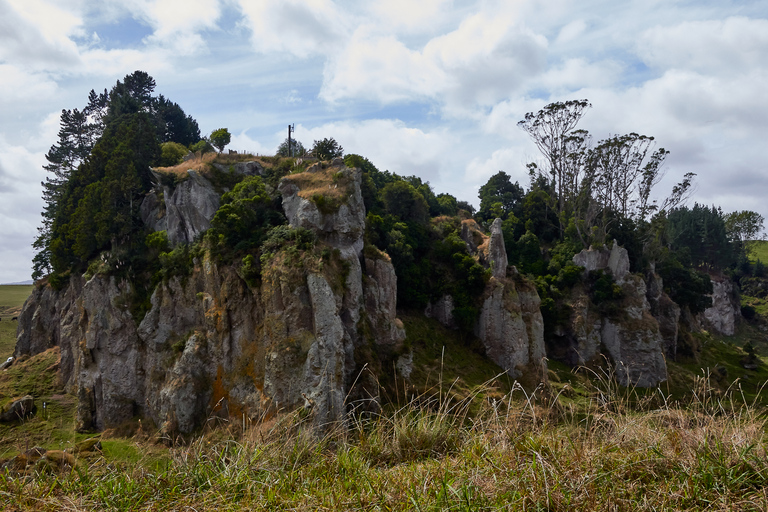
left=278, top=159, right=366, bottom=256
left=141, top=170, right=221, bottom=246
left=474, top=220, right=547, bottom=384
left=570, top=244, right=667, bottom=387
left=646, top=270, right=681, bottom=358
left=701, top=276, right=740, bottom=336
left=15, top=160, right=405, bottom=434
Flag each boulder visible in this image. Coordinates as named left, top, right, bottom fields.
left=1, top=395, right=36, bottom=422
left=212, top=161, right=265, bottom=177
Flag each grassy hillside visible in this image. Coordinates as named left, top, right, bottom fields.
left=748, top=239, right=768, bottom=263
left=2, top=311, right=768, bottom=509
left=0, top=284, right=33, bottom=360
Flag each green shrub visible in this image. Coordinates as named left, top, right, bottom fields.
left=159, top=142, right=188, bottom=167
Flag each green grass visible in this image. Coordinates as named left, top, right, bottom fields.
left=0, top=285, right=33, bottom=360
left=747, top=239, right=768, bottom=263
left=3, top=295, right=768, bottom=509
left=2, top=370, right=767, bottom=510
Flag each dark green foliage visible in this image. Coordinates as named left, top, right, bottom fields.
left=588, top=269, right=623, bottom=314
left=436, top=193, right=458, bottom=216
left=157, top=244, right=196, bottom=282
left=276, top=137, right=306, bottom=157
left=190, top=139, right=214, bottom=157
left=381, top=181, right=429, bottom=225
left=49, top=113, right=160, bottom=272
left=657, top=255, right=713, bottom=315
left=755, top=259, right=766, bottom=278
left=240, top=255, right=260, bottom=288
left=666, top=204, right=736, bottom=270
left=515, top=231, right=546, bottom=276
left=741, top=305, right=757, bottom=321
left=208, top=176, right=286, bottom=253
left=33, top=71, right=202, bottom=279
left=344, top=154, right=398, bottom=214
left=477, top=171, right=524, bottom=222
left=259, top=225, right=317, bottom=265
left=153, top=95, right=201, bottom=146
left=311, top=137, right=344, bottom=160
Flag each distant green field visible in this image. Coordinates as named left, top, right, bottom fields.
left=748, top=240, right=768, bottom=263
left=0, top=284, right=33, bottom=360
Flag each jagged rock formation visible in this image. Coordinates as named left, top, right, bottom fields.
left=568, top=242, right=667, bottom=387
left=16, top=159, right=405, bottom=434
left=141, top=170, right=220, bottom=246
left=701, top=275, right=740, bottom=336
left=646, top=269, right=681, bottom=358
left=469, top=219, right=547, bottom=383
left=476, top=274, right=547, bottom=385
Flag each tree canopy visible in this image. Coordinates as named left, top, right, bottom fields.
left=312, top=137, right=344, bottom=160
left=209, top=128, right=232, bottom=153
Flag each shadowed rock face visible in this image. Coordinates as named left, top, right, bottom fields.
left=141, top=170, right=220, bottom=246
left=474, top=219, right=547, bottom=384
left=16, top=160, right=405, bottom=434
left=569, top=242, right=667, bottom=387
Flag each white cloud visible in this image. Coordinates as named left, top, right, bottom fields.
left=366, top=0, right=454, bottom=33
left=639, top=17, right=768, bottom=75
left=235, top=0, right=348, bottom=58
left=296, top=119, right=456, bottom=185
left=320, top=6, right=548, bottom=112
left=0, top=0, right=82, bottom=68
left=0, top=135, right=47, bottom=282
left=0, top=65, right=58, bottom=101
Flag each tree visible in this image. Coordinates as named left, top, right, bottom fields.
left=518, top=99, right=591, bottom=235
left=33, top=71, right=203, bottom=278
left=381, top=181, right=429, bottom=225
left=276, top=137, right=306, bottom=157
left=159, top=142, right=188, bottom=167
left=311, top=137, right=344, bottom=160
left=209, top=128, right=231, bottom=153
left=477, top=171, right=524, bottom=222
left=153, top=95, right=201, bottom=146
left=49, top=112, right=160, bottom=272
left=725, top=210, right=765, bottom=250
left=665, top=204, right=736, bottom=270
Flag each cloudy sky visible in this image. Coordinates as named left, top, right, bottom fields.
left=1, top=0, right=767, bottom=283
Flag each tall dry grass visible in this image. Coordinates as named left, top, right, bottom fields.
left=2, top=371, right=767, bottom=511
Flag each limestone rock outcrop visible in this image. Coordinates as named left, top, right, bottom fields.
left=476, top=276, right=547, bottom=384
left=567, top=243, right=667, bottom=387
left=16, top=160, right=405, bottom=434
left=701, top=276, right=740, bottom=336
left=646, top=269, right=681, bottom=358
left=278, top=158, right=366, bottom=256
left=473, top=218, right=547, bottom=384
left=141, top=170, right=220, bottom=246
